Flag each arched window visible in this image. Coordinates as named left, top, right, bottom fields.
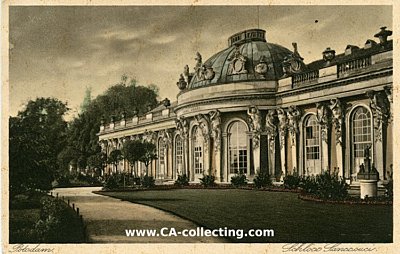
left=352, top=106, right=372, bottom=174
left=175, top=135, right=183, bottom=175
left=304, top=115, right=321, bottom=175
left=192, top=126, right=203, bottom=175
left=228, top=121, right=248, bottom=174
left=158, top=138, right=166, bottom=179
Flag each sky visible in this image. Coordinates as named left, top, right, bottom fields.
left=9, top=5, right=392, bottom=119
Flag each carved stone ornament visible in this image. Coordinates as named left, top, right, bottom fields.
left=329, top=98, right=344, bottom=145
left=254, top=55, right=269, bottom=76
left=265, top=109, right=278, bottom=152
left=209, top=110, right=222, bottom=151
left=175, top=117, right=189, bottom=140
left=227, top=46, right=248, bottom=75
left=287, top=105, right=301, bottom=146
left=384, top=86, right=393, bottom=122
left=277, top=108, right=288, bottom=149
left=322, top=47, right=336, bottom=62
left=176, top=74, right=187, bottom=90
left=160, top=129, right=173, bottom=147
left=366, top=90, right=390, bottom=142
left=100, top=140, right=107, bottom=152
left=316, top=103, right=331, bottom=143
left=247, top=106, right=262, bottom=149
left=143, top=130, right=157, bottom=144
left=282, top=42, right=305, bottom=76
left=195, top=114, right=210, bottom=141
left=183, top=65, right=190, bottom=83
left=112, top=138, right=118, bottom=148
left=193, top=52, right=215, bottom=81
left=107, top=140, right=113, bottom=149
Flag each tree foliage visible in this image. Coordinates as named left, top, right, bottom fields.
left=122, top=139, right=143, bottom=167
left=108, top=150, right=123, bottom=173
left=138, top=141, right=158, bottom=175
left=87, top=152, right=107, bottom=175
left=9, top=98, right=69, bottom=195
left=61, top=76, right=159, bottom=174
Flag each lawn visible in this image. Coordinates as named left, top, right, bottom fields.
left=100, top=189, right=392, bottom=243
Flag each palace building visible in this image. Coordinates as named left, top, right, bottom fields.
left=98, top=27, right=393, bottom=185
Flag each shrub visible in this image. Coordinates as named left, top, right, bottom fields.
left=175, top=174, right=190, bottom=187
left=283, top=174, right=301, bottom=189
left=315, top=172, right=348, bottom=200
left=133, top=177, right=141, bottom=185
left=299, top=175, right=318, bottom=194
left=36, top=197, right=78, bottom=242
left=141, top=175, right=155, bottom=188
left=56, top=175, right=71, bottom=187
left=384, top=180, right=393, bottom=199
left=10, top=193, right=43, bottom=209
left=199, top=174, right=216, bottom=187
left=299, top=172, right=348, bottom=200
left=231, top=173, right=247, bottom=187
left=103, top=175, right=119, bottom=190
left=253, top=171, right=272, bottom=188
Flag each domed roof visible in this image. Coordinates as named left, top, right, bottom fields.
left=188, top=29, right=293, bottom=89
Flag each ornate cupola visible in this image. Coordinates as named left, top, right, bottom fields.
left=186, top=28, right=293, bottom=89
left=228, top=29, right=266, bottom=46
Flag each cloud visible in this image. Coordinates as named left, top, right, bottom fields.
left=9, top=5, right=392, bottom=117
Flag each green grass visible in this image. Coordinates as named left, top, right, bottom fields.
left=101, top=189, right=392, bottom=243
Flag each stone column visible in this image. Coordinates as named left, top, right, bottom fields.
left=316, top=103, right=331, bottom=173
left=277, top=108, right=288, bottom=179
left=209, top=110, right=222, bottom=182
left=247, top=106, right=262, bottom=174
left=168, top=146, right=173, bottom=179
left=321, top=131, right=329, bottom=172
left=188, top=133, right=194, bottom=182
left=222, top=132, right=229, bottom=182
left=291, top=136, right=298, bottom=174
left=279, top=136, right=286, bottom=179
left=329, top=96, right=345, bottom=178
left=252, top=134, right=261, bottom=174
left=214, top=145, right=221, bottom=182
left=266, top=109, right=278, bottom=179
left=367, top=90, right=389, bottom=181
left=287, top=106, right=301, bottom=175
left=204, top=139, right=211, bottom=176
left=247, top=133, right=253, bottom=176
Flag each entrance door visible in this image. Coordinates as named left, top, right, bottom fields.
left=304, top=115, right=321, bottom=175
left=193, top=126, right=204, bottom=181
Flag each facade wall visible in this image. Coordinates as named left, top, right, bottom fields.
left=98, top=33, right=393, bottom=185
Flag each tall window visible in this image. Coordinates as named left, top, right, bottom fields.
left=228, top=121, right=248, bottom=174
left=193, top=126, right=203, bottom=175
left=175, top=135, right=183, bottom=175
left=304, top=115, right=321, bottom=175
left=352, top=107, right=372, bottom=173
left=158, top=139, right=165, bottom=179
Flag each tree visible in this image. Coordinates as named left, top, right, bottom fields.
left=107, top=149, right=123, bottom=174
left=138, top=141, right=158, bottom=175
left=61, top=76, right=159, bottom=175
left=122, top=139, right=143, bottom=176
left=87, top=151, right=107, bottom=176
left=9, top=98, right=69, bottom=195
left=80, top=86, right=92, bottom=113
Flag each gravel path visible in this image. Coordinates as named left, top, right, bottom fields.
left=54, top=187, right=225, bottom=243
